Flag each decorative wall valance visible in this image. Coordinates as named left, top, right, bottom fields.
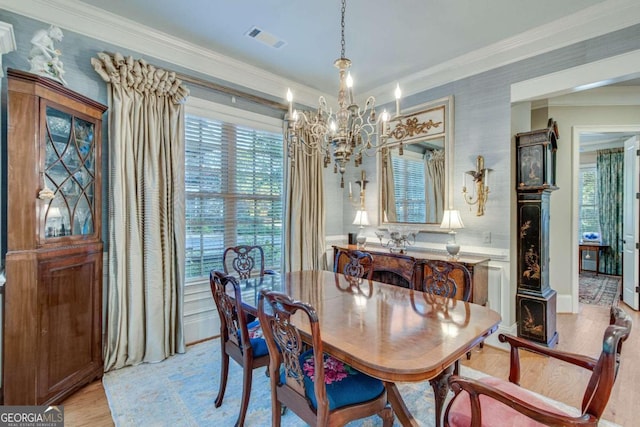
left=91, top=52, right=189, bottom=103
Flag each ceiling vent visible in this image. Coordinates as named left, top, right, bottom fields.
left=245, top=26, right=286, bottom=49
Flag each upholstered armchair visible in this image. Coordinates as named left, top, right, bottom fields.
left=444, top=306, right=632, bottom=427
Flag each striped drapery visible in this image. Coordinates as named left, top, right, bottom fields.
left=92, top=52, right=189, bottom=371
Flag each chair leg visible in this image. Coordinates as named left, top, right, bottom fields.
left=379, top=405, right=394, bottom=427
left=235, top=364, right=253, bottom=427
left=272, top=396, right=282, bottom=427
left=215, top=348, right=229, bottom=407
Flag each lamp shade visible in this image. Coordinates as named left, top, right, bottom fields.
left=353, top=210, right=370, bottom=227
left=440, top=209, right=464, bottom=230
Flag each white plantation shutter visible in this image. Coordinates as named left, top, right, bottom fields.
left=392, top=154, right=427, bottom=222
left=579, top=165, right=601, bottom=238
left=184, top=114, right=283, bottom=281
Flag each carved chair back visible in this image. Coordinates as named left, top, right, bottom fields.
left=333, top=248, right=374, bottom=280
left=257, top=289, right=392, bottom=426
left=210, top=271, right=247, bottom=348
left=223, top=245, right=268, bottom=279
left=418, top=260, right=472, bottom=301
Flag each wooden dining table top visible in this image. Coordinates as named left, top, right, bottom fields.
left=240, top=270, right=502, bottom=383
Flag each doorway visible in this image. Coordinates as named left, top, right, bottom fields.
left=511, top=48, right=640, bottom=314
left=573, top=126, right=640, bottom=311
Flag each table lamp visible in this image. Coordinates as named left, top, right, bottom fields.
left=440, top=209, right=464, bottom=257
left=353, top=209, right=369, bottom=248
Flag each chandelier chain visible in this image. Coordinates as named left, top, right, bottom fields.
left=285, top=0, right=401, bottom=187
left=340, top=0, right=346, bottom=59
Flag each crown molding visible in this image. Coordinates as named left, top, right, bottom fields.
left=0, top=0, right=327, bottom=108
left=2, top=0, right=639, bottom=108
left=371, top=0, right=640, bottom=104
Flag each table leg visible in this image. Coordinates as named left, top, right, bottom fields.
left=384, top=363, right=454, bottom=427
left=579, top=247, right=583, bottom=274
left=429, top=364, right=455, bottom=427
left=384, top=382, right=419, bottom=427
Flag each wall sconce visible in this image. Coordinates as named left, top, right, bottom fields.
left=462, top=155, right=491, bottom=216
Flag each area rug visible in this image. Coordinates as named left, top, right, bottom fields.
left=579, top=272, right=621, bottom=306
left=103, top=339, right=620, bottom=426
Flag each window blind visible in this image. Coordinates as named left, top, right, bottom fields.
left=578, top=166, right=600, bottom=237
left=392, top=154, right=426, bottom=222
left=185, top=114, right=283, bottom=282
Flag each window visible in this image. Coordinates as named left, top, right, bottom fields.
left=184, top=101, right=283, bottom=282
left=391, top=153, right=426, bottom=222
left=578, top=165, right=600, bottom=238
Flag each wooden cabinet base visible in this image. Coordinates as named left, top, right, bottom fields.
left=4, top=245, right=104, bottom=405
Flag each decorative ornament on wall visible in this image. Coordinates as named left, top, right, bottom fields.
left=28, top=25, right=67, bottom=86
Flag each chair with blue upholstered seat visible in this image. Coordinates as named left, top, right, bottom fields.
left=210, top=270, right=270, bottom=427
left=257, top=289, right=394, bottom=427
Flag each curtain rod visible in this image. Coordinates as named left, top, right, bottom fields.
left=176, top=73, right=288, bottom=112
left=103, top=52, right=288, bottom=112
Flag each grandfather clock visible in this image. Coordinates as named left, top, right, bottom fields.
left=515, top=119, right=559, bottom=347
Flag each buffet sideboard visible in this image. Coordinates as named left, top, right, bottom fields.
left=332, top=245, right=489, bottom=306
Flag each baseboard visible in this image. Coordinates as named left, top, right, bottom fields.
left=556, top=293, right=575, bottom=313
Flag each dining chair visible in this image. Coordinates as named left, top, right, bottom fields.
left=333, top=248, right=374, bottom=280
left=257, top=289, right=394, bottom=427
left=444, top=305, right=632, bottom=427
left=209, top=270, right=270, bottom=427
left=223, top=245, right=276, bottom=280
left=417, top=259, right=472, bottom=301
left=418, top=259, right=478, bottom=361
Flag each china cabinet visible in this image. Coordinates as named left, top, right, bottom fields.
left=3, top=69, right=107, bottom=404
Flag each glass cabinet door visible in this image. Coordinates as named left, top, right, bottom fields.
left=43, top=105, right=96, bottom=239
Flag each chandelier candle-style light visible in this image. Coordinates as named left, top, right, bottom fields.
left=285, top=0, right=402, bottom=187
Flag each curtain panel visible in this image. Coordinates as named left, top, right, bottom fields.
left=596, top=147, right=624, bottom=275
left=283, top=118, right=327, bottom=271
left=425, top=149, right=445, bottom=223
left=381, top=148, right=397, bottom=222
left=92, top=52, right=189, bottom=371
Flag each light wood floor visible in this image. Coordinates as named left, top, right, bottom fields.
left=62, top=303, right=638, bottom=426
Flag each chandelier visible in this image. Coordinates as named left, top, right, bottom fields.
left=285, top=0, right=402, bottom=187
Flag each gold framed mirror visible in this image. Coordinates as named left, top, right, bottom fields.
left=378, top=96, right=453, bottom=231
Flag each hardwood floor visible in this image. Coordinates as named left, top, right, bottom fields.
left=62, top=303, right=638, bottom=426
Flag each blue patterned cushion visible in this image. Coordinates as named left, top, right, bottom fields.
left=280, top=349, right=384, bottom=410
left=239, top=320, right=268, bottom=357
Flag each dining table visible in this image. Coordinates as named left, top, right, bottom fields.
left=237, top=270, right=502, bottom=427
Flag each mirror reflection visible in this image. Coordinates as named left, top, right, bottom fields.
left=379, top=97, right=451, bottom=226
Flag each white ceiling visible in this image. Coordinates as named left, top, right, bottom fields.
left=72, top=0, right=624, bottom=97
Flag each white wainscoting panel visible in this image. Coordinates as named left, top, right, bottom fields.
left=184, top=281, right=219, bottom=344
